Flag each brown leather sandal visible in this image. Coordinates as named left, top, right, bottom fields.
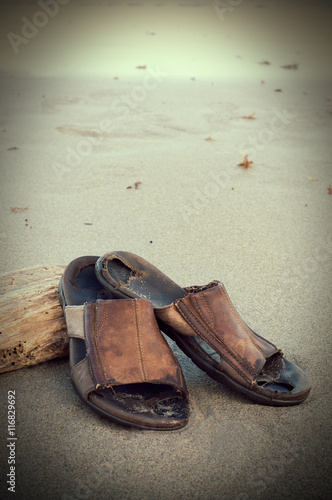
left=95, top=251, right=311, bottom=407
left=58, top=256, right=189, bottom=430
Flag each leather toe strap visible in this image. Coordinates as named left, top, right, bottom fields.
left=156, top=281, right=281, bottom=387
left=65, top=299, right=187, bottom=399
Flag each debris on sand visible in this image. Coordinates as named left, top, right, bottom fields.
left=281, top=63, right=298, bottom=70
left=127, top=181, right=142, bottom=190
left=238, top=154, right=254, bottom=169
left=11, top=206, right=29, bottom=213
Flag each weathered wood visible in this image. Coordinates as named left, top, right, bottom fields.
left=0, top=265, right=68, bottom=374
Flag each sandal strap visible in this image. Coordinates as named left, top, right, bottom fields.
left=65, top=299, right=186, bottom=395
left=156, top=281, right=280, bottom=385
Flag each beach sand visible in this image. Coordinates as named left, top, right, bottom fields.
left=0, top=1, right=331, bottom=499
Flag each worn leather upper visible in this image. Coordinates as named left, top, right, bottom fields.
left=65, top=299, right=187, bottom=399
left=156, top=281, right=281, bottom=387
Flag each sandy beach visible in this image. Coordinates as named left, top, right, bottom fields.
left=0, top=1, right=332, bottom=499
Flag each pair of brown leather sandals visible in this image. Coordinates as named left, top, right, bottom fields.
left=59, top=251, right=311, bottom=431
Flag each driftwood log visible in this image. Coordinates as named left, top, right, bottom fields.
left=0, top=265, right=68, bottom=374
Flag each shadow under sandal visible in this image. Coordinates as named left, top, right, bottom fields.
left=95, top=251, right=311, bottom=407
left=59, top=256, right=189, bottom=430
